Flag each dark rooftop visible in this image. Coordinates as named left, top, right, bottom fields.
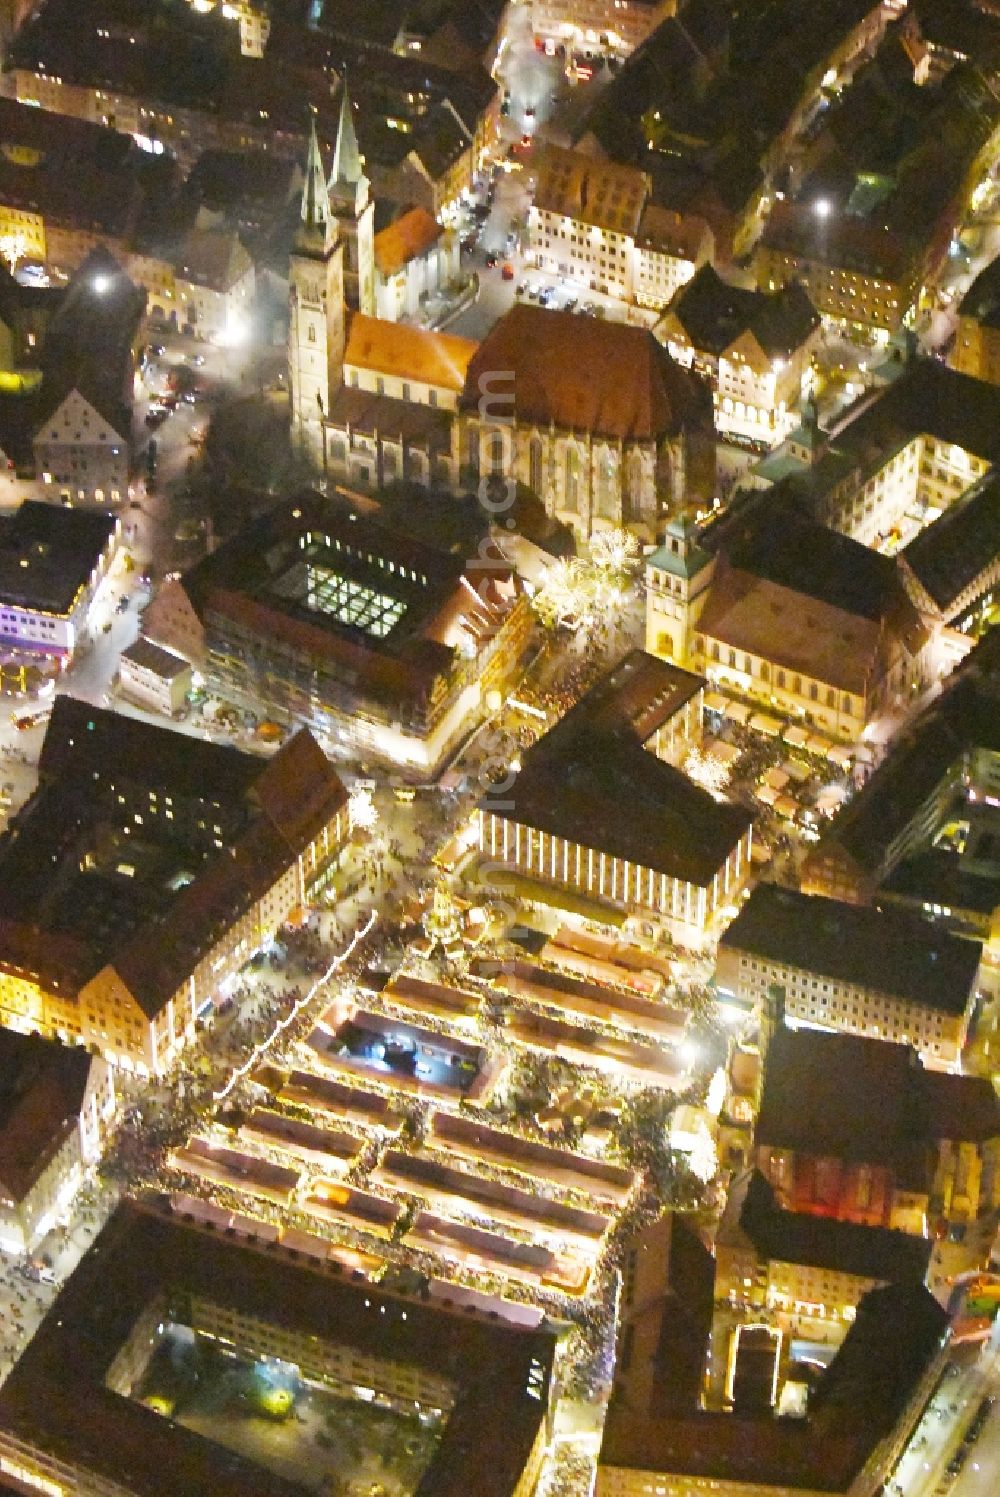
left=664, top=264, right=819, bottom=359
left=540, top=650, right=705, bottom=754
left=183, top=490, right=520, bottom=717
left=958, top=250, right=1000, bottom=330
left=825, top=357, right=1000, bottom=470
left=880, top=846, right=1000, bottom=917
left=0, top=1030, right=97, bottom=1204
left=902, top=469, right=1000, bottom=614
left=739, top=1170, right=932, bottom=1283
left=0, top=500, right=116, bottom=616
left=0, top=698, right=347, bottom=1017
left=0, top=1199, right=556, bottom=1497
left=810, top=671, right=1000, bottom=878
left=489, top=652, right=750, bottom=889
left=460, top=304, right=713, bottom=442
left=720, top=883, right=981, bottom=1014
left=921, top=1069, right=1000, bottom=1143
left=37, top=247, right=146, bottom=437
left=718, top=487, right=921, bottom=627
left=120, top=637, right=192, bottom=682
left=754, top=1025, right=998, bottom=1176
left=600, top=1277, right=947, bottom=1490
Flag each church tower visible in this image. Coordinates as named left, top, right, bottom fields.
left=644, top=513, right=714, bottom=667
left=328, top=82, right=376, bottom=317
left=288, top=117, right=346, bottom=468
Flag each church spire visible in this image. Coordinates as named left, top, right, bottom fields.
left=330, top=79, right=363, bottom=189
left=299, top=115, right=330, bottom=238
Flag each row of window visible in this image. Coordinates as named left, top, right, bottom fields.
left=702, top=639, right=857, bottom=713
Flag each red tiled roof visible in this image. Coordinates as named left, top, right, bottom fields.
left=344, top=312, right=477, bottom=392
left=461, top=304, right=712, bottom=441
left=374, top=206, right=444, bottom=278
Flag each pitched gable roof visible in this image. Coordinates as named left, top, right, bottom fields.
left=344, top=312, right=477, bottom=392
left=662, top=263, right=819, bottom=358
left=374, top=206, right=444, bottom=278
left=461, top=304, right=712, bottom=441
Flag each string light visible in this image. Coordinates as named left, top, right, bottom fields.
left=213, top=912, right=377, bottom=1102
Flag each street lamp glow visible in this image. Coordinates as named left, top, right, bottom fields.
left=92, top=274, right=112, bottom=294
left=813, top=198, right=831, bottom=220
left=222, top=308, right=248, bottom=347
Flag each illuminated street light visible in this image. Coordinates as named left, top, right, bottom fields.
left=221, top=307, right=248, bottom=347
left=813, top=199, right=831, bottom=220
left=92, top=274, right=112, bottom=294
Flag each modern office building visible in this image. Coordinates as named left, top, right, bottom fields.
left=0, top=1199, right=557, bottom=1497
left=0, top=698, right=348, bottom=1075
left=179, top=490, right=531, bottom=776
left=0, top=500, right=119, bottom=665
left=716, top=884, right=982, bottom=1066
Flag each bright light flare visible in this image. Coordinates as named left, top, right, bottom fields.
left=349, top=786, right=378, bottom=831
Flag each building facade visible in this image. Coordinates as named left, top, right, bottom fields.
left=528, top=0, right=677, bottom=57
left=179, top=492, right=532, bottom=777
left=527, top=145, right=711, bottom=311
left=117, top=637, right=193, bottom=716
left=288, top=131, right=715, bottom=541
left=172, top=226, right=255, bottom=341
left=645, top=492, right=929, bottom=742
left=715, top=885, right=981, bottom=1067
left=0, top=500, right=120, bottom=665
left=656, top=265, right=820, bottom=444
left=374, top=206, right=459, bottom=323
left=33, top=387, right=131, bottom=503
left=0, top=1031, right=115, bottom=1255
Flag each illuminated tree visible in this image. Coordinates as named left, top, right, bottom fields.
left=590, top=526, right=639, bottom=575
left=348, top=786, right=377, bottom=832
left=684, top=745, right=731, bottom=798
left=531, top=558, right=594, bottom=630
